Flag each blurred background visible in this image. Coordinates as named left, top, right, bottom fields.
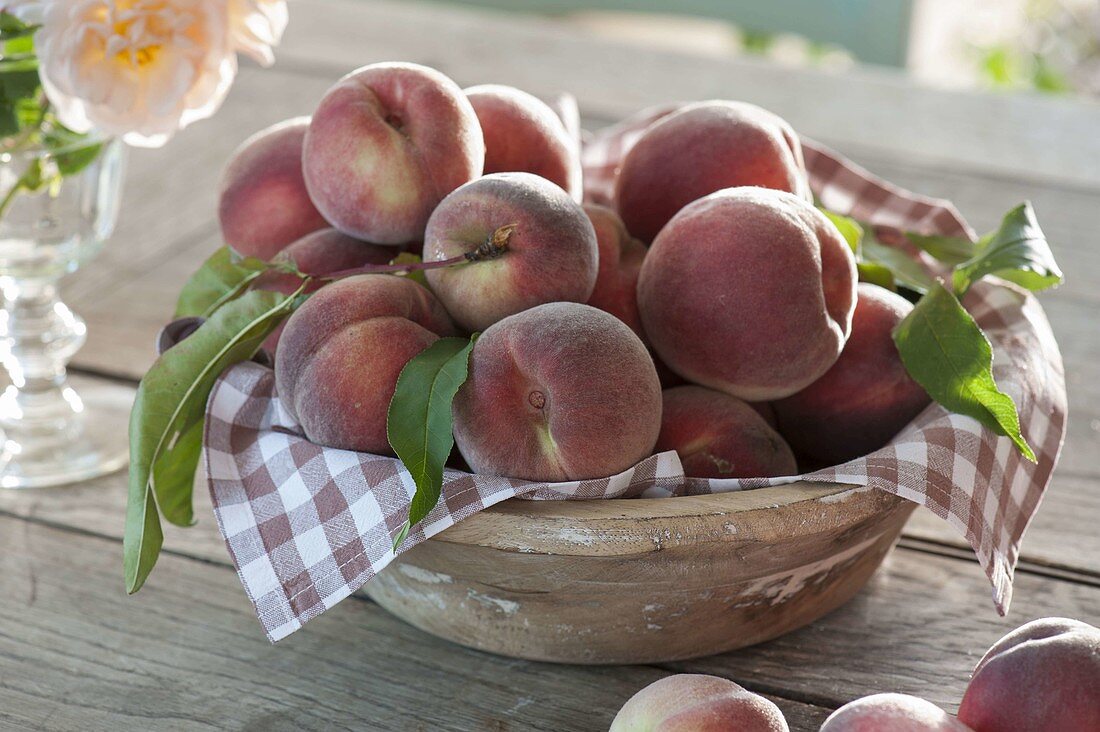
left=438, top=0, right=1100, bottom=97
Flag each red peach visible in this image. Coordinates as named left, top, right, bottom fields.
left=424, top=172, right=598, bottom=332
left=656, top=386, right=797, bottom=479
left=584, top=204, right=647, bottom=339
left=774, top=283, right=930, bottom=464
left=958, top=617, right=1100, bottom=732
left=253, top=228, right=397, bottom=353
left=218, top=118, right=329, bottom=260
left=615, top=101, right=810, bottom=242
left=275, top=275, right=456, bottom=453
left=465, top=84, right=582, bottom=200
left=303, top=62, right=484, bottom=244
left=637, top=187, right=857, bottom=401
left=609, top=674, right=789, bottom=732
left=452, top=302, right=661, bottom=482
left=821, top=694, right=973, bottom=731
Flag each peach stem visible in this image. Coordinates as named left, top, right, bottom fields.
left=324, top=223, right=517, bottom=281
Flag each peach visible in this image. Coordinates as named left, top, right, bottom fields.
left=638, top=187, right=857, bottom=401
left=253, top=228, right=398, bottom=353
left=656, top=386, right=797, bottom=479
left=958, top=617, right=1100, bottom=732
left=452, top=302, right=661, bottom=481
left=303, top=62, right=484, bottom=244
left=821, top=694, right=973, bottom=731
left=218, top=118, right=329, bottom=260
left=464, top=84, right=582, bottom=199
left=424, top=172, right=598, bottom=332
left=275, top=274, right=456, bottom=453
left=609, top=674, right=788, bottom=732
left=584, top=204, right=647, bottom=339
left=615, top=101, right=810, bottom=242
left=774, top=284, right=931, bottom=464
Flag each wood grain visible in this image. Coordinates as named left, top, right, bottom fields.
left=1, top=465, right=1097, bottom=713
left=0, top=513, right=834, bottom=731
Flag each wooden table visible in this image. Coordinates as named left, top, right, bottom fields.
left=1, top=1, right=1098, bottom=729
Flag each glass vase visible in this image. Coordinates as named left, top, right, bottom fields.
left=0, top=137, right=131, bottom=488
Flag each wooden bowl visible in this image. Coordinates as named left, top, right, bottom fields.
left=364, top=482, right=914, bottom=664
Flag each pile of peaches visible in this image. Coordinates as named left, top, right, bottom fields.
left=220, top=61, right=930, bottom=482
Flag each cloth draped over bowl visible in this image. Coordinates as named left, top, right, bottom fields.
left=199, top=106, right=1067, bottom=642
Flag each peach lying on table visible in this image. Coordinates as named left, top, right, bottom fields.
left=610, top=674, right=789, bottom=732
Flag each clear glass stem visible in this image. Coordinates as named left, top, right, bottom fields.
left=0, top=277, right=87, bottom=450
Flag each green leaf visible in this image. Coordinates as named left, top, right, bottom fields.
left=819, top=208, right=863, bottom=254
left=43, top=124, right=103, bottom=176
left=951, top=202, right=1062, bottom=296
left=387, top=335, right=477, bottom=549
left=123, top=475, right=163, bottom=599
left=862, top=233, right=935, bottom=294
left=904, top=232, right=975, bottom=266
left=125, top=287, right=304, bottom=593
left=892, top=282, right=1035, bottom=462
left=822, top=208, right=862, bottom=254
left=857, top=261, right=896, bottom=291
left=0, top=12, right=36, bottom=38
left=174, top=247, right=273, bottom=318
left=0, top=67, right=39, bottom=100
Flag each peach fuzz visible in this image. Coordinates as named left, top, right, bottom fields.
left=424, top=172, right=598, bottom=332
left=465, top=84, right=582, bottom=200
left=275, top=275, right=456, bottom=454
left=820, top=694, right=973, bottom=731
left=774, top=283, right=931, bottom=464
left=584, top=204, right=648, bottom=339
left=958, top=617, right=1100, bottom=732
left=614, top=100, right=810, bottom=242
left=303, top=62, right=484, bottom=244
left=218, top=117, right=329, bottom=260
left=637, top=187, right=857, bottom=401
left=656, top=386, right=797, bottom=479
left=609, top=674, right=788, bottom=732
left=253, top=228, right=397, bottom=353
left=452, top=302, right=660, bottom=482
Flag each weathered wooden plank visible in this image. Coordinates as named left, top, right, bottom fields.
left=667, top=548, right=1100, bottom=713
left=275, top=0, right=1100, bottom=189
left=905, top=473, right=1100, bottom=577
left=1, top=458, right=1097, bottom=716
left=0, top=513, right=831, bottom=731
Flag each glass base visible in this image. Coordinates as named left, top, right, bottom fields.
left=0, top=373, right=133, bottom=489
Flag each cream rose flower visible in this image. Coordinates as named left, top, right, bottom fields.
left=33, top=0, right=287, bottom=148
left=36, top=0, right=236, bottom=147
left=228, top=0, right=287, bottom=66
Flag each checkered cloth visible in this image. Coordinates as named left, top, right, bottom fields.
left=202, top=106, right=1066, bottom=642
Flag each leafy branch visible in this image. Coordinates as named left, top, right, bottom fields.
left=825, top=202, right=1062, bottom=461
left=0, top=12, right=104, bottom=220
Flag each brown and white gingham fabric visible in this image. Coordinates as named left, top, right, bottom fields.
left=203, top=106, right=1067, bottom=642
